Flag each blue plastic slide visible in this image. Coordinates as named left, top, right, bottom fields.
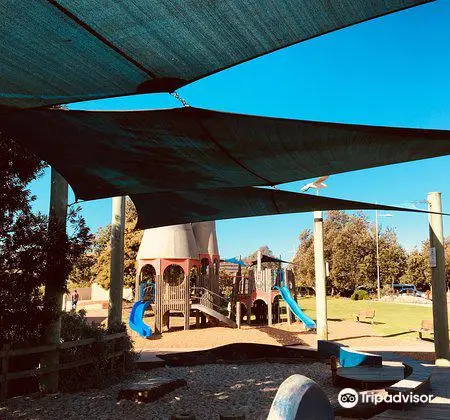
left=129, top=301, right=152, bottom=337
left=274, top=286, right=316, bottom=330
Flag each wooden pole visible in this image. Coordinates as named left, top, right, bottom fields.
left=268, top=297, right=273, bottom=326
left=257, top=249, right=262, bottom=273
left=40, top=168, right=68, bottom=393
left=427, top=192, right=450, bottom=363
left=314, top=211, right=328, bottom=340
left=236, top=302, right=241, bottom=329
left=134, top=267, right=141, bottom=302
left=108, top=196, right=125, bottom=328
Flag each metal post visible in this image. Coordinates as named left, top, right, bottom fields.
left=314, top=211, right=328, bottom=340
left=428, top=192, right=450, bottom=364
left=41, top=168, right=68, bottom=393
left=375, top=209, right=381, bottom=299
left=108, top=196, right=126, bottom=328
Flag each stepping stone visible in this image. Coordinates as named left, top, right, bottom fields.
left=117, top=378, right=186, bottom=403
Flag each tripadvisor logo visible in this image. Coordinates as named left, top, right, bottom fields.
left=338, top=388, right=359, bottom=408
left=338, top=387, right=434, bottom=408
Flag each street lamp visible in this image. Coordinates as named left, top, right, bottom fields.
left=375, top=209, right=392, bottom=300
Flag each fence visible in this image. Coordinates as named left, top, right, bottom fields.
left=0, top=332, right=127, bottom=401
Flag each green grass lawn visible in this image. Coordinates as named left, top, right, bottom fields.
left=297, top=296, right=439, bottom=341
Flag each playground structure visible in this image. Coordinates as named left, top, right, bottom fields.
left=235, top=251, right=316, bottom=330
left=130, top=221, right=315, bottom=336
left=131, top=221, right=236, bottom=336
left=2, top=3, right=450, bottom=415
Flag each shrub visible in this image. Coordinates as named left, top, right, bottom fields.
left=6, top=310, right=136, bottom=398
left=59, top=310, right=136, bottom=392
left=351, top=289, right=369, bottom=301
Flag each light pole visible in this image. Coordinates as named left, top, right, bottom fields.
left=375, top=209, right=392, bottom=300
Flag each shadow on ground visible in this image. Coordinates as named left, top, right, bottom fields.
left=258, top=326, right=310, bottom=346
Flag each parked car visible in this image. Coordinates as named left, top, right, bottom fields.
left=392, top=283, right=424, bottom=297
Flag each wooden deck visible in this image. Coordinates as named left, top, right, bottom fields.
left=372, top=357, right=450, bottom=419
left=337, top=361, right=404, bottom=387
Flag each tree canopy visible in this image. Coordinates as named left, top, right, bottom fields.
left=71, top=199, right=143, bottom=290
left=245, top=245, right=280, bottom=270
left=292, top=211, right=407, bottom=295
left=0, top=133, right=91, bottom=345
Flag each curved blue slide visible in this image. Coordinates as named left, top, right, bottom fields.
left=274, top=286, right=316, bottom=330
left=129, top=301, right=152, bottom=337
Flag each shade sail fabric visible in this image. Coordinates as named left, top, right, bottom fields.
left=131, top=187, right=440, bottom=229
left=2, top=107, right=450, bottom=201
left=221, top=258, right=248, bottom=267
left=249, top=255, right=293, bottom=266
left=0, top=0, right=432, bottom=109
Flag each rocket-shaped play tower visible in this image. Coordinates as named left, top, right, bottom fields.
left=136, top=223, right=201, bottom=281
left=134, top=222, right=231, bottom=334
left=192, top=221, right=220, bottom=274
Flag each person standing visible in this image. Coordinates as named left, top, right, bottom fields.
left=71, top=289, right=79, bottom=310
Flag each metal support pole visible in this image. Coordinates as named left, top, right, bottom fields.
left=375, top=209, right=382, bottom=299
left=428, top=192, right=450, bottom=363
left=108, top=196, right=126, bottom=328
left=314, top=211, right=328, bottom=340
left=41, top=168, right=68, bottom=393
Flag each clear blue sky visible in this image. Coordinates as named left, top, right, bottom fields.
left=29, top=1, right=450, bottom=260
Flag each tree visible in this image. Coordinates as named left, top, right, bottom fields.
left=445, top=237, right=450, bottom=290
left=377, top=228, right=407, bottom=288
left=90, top=198, right=143, bottom=289
left=402, top=238, right=450, bottom=291
left=291, top=230, right=315, bottom=289
left=245, top=245, right=280, bottom=270
left=68, top=252, right=96, bottom=287
left=292, top=210, right=407, bottom=296
left=0, top=133, right=91, bottom=345
left=402, top=247, right=430, bottom=290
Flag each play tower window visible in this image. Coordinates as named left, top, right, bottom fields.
left=163, top=264, right=185, bottom=286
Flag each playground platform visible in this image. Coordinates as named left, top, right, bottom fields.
left=373, top=361, right=450, bottom=419
left=336, top=360, right=405, bottom=388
